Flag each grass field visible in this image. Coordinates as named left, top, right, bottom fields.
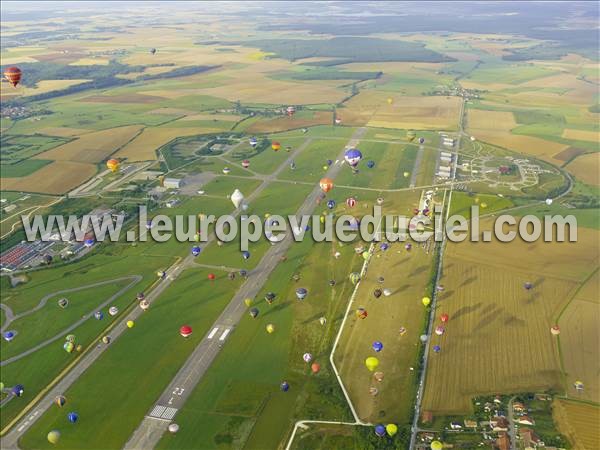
left=244, top=111, right=333, bottom=134
left=553, top=399, right=600, bottom=450
left=421, top=224, right=599, bottom=414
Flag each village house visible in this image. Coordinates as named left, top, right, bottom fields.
left=491, top=416, right=509, bottom=432
left=520, top=428, right=544, bottom=448
left=517, top=415, right=535, bottom=426
left=450, top=422, right=462, bottom=430
left=464, top=419, right=478, bottom=429
left=496, top=432, right=510, bottom=450
left=513, top=402, right=525, bottom=412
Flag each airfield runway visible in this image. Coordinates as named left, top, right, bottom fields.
left=123, top=128, right=367, bottom=449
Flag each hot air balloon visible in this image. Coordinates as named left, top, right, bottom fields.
left=303, top=352, right=313, bottom=363
left=319, top=178, right=334, bottom=193
left=67, top=412, right=79, bottom=423
left=574, top=380, right=584, bottom=391
left=349, top=272, right=361, bottom=285
left=362, top=251, right=370, bottom=261
left=266, top=323, right=275, bottom=334
left=386, top=423, right=398, bottom=437
left=137, top=292, right=145, bottom=301
left=369, top=387, right=379, bottom=396
left=47, top=430, right=61, bottom=444
left=65, top=334, right=75, bottom=343
left=150, top=48, right=157, bottom=55
left=102, top=336, right=111, bottom=344
left=265, top=292, right=276, bottom=304
left=168, top=423, right=179, bottom=433
left=373, top=288, right=382, bottom=299
left=380, top=242, right=389, bottom=251
left=326, top=159, right=333, bottom=166
left=431, top=441, right=443, bottom=450
left=346, top=197, right=356, bottom=208
left=192, top=246, right=201, bottom=257
left=249, top=137, right=258, bottom=148
left=422, top=297, right=431, bottom=306
left=405, top=243, right=412, bottom=251
left=435, top=326, right=445, bottom=336
left=139, top=299, right=150, bottom=311
left=386, top=97, right=393, bottom=105
left=399, top=327, right=407, bottom=336
left=44, top=254, right=53, bottom=264
left=242, top=251, right=251, bottom=260
left=551, top=325, right=560, bottom=335
left=240, top=270, right=248, bottom=278
left=383, top=288, right=392, bottom=297
left=375, top=424, right=386, bottom=437
left=524, top=282, right=533, bottom=290
left=419, top=137, right=425, bottom=144
left=3, top=66, right=22, bottom=87
left=433, top=345, right=441, bottom=353
left=440, top=313, right=449, bottom=323
left=157, top=270, right=167, bottom=279
left=365, top=357, right=379, bottom=371
left=420, top=334, right=428, bottom=343
left=372, top=341, right=383, bottom=352
left=249, top=308, right=259, bottom=319
left=228, top=272, right=236, bottom=280
left=231, top=189, right=244, bottom=208
left=296, top=288, right=308, bottom=300
left=376, top=197, right=384, bottom=205
left=272, top=141, right=281, bottom=151
left=94, top=311, right=104, bottom=320
left=58, top=298, right=68, bottom=308
left=327, top=199, right=336, bottom=209
left=242, top=160, right=250, bottom=169
left=311, top=362, right=320, bottom=373
left=280, top=381, right=290, bottom=391
left=84, top=238, right=94, bottom=248
left=180, top=325, right=193, bottom=338
left=344, top=148, right=363, bottom=169
left=208, top=273, right=216, bottom=281
left=106, top=159, right=120, bottom=173
left=356, top=308, right=368, bottom=319
left=64, top=342, right=74, bottom=353
left=127, top=320, right=135, bottom=328
left=319, top=316, right=327, bottom=325
left=286, top=106, right=296, bottom=116
left=367, top=160, right=375, bottom=169
left=3, top=331, right=15, bottom=342
left=55, top=395, right=66, bottom=407
left=222, top=167, right=231, bottom=175
left=244, top=298, right=253, bottom=307
left=12, top=384, right=24, bottom=397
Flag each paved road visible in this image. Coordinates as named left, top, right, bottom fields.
left=123, top=128, right=366, bottom=450
left=1, top=275, right=142, bottom=364
left=0, top=136, right=314, bottom=448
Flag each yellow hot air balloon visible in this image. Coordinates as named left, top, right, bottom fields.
left=127, top=320, right=135, bottom=328
left=386, top=423, right=398, bottom=437
left=266, top=324, right=275, bottom=334
left=365, top=356, right=379, bottom=371
left=422, top=297, right=431, bottom=307
left=481, top=202, right=488, bottom=209
left=403, top=171, right=410, bottom=178
left=244, top=298, right=252, bottom=307
left=106, top=159, right=120, bottom=173
left=387, top=97, right=393, bottom=105
left=362, top=251, right=369, bottom=261
left=47, top=430, right=61, bottom=444
left=431, top=441, right=443, bottom=450
left=320, top=216, right=326, bottom=224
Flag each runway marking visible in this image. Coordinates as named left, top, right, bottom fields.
left=161, top=407, right=177, bottom=420
left=219, top=328, right=231, bottom=341
left=207, top=327, right=219, bottom=339
left=149, top=405, right=166, bottom=418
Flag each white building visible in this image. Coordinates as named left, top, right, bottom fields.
left=163, top=178, right=182, bottom=189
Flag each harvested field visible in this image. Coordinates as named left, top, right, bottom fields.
left=245, top=111, right=332, bottom=133
left=562, top=128, right=600, bottom=143
left=37, top=127, right=93, bottom=137
left=421, top=225, right=599, bottom=414
left=33, top=125, right=143, bottom=163
left=114, top=126, right=219, bottom=161
left=566, top=153, right=600, bottom=186
left=554, top=400, right=600, bottom=450
left=1, top=161, right=96, bottom=194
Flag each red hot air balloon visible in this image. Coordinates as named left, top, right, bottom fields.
left=440, top=313, right=449, bottom=323
left=208, top=273, right=216, bottom=281
left=180, top=325, right=193, bottom=338
left=4, top=66, right=22, bottom=87
left=319, top=178, right=334, bottom=193
left=311, top=362, right=321, bottom=373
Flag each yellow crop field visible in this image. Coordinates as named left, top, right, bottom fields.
left=468, top=109, right=516, bottom=131
left=114, top=127, right=219, bottom=161
left=69, top=57, right=109, bottom=65
left=179, top=113, right=244, bottom=122
left=1, top=161, right=97, bottom=194
left=38, top=127, right=92, bottom=137
left=245, top=111, right=332, bottom=133
left=421, top=225, right=599, bottom=414
left=567, top=153, right=600, bottom=186
left=344, top=92, right=461, bottom=130
left=554, top=400, right=600, bottom=450
left=562, top=128, right=600, bottom=143
left=559, top=271, right=600, bottom=403
left=34, top=125, right=143, bottom=163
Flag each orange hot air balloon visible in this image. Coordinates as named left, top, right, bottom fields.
left=4, top=66, right=22, bottom=87
left=272, top=141, right=281, bottom=151
left=106, top=159, right=120, bottom=173
left=319, top=178, right=334, bottom=193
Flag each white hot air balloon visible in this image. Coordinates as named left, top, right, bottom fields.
left=231, top=189, right=244, bottom=209
left=545, top=198, right=553, bottom=206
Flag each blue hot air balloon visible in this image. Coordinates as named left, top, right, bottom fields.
left=4, top=331, right=15, bottom=342
left=12, top=384, right=24, bottom=397
left=191, top=246, right=201, bottom=257
left=68, top=412, right=79, bottom=423
left=239, top=269, right=248, bottom=278
left=249, top=137, right=258, bottom=148
left=296, top=288, right=308, bottom=300
left=280, top=381, right=290, bottom=392
left=84, top=238, right=94, bottom=248
left=326, top=159, right=333, bottom=166
left=327, top=199, right=336, bottom=209
left=367, top=160, right=375, bottom=169
left=372, top=341, right=383, bottom=352
left=380, top=242, right=389, bottom=251
left=242, top=251, right=250, bottom=260
left=94, top=311, right=104, bottom=320
left=344, top=148, right=363, bottom=168
left=375, top=425, right=386, bottom=437
left=433, top=345, right=441, bottom=353
left=419, top=137, right=425, bottom=144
